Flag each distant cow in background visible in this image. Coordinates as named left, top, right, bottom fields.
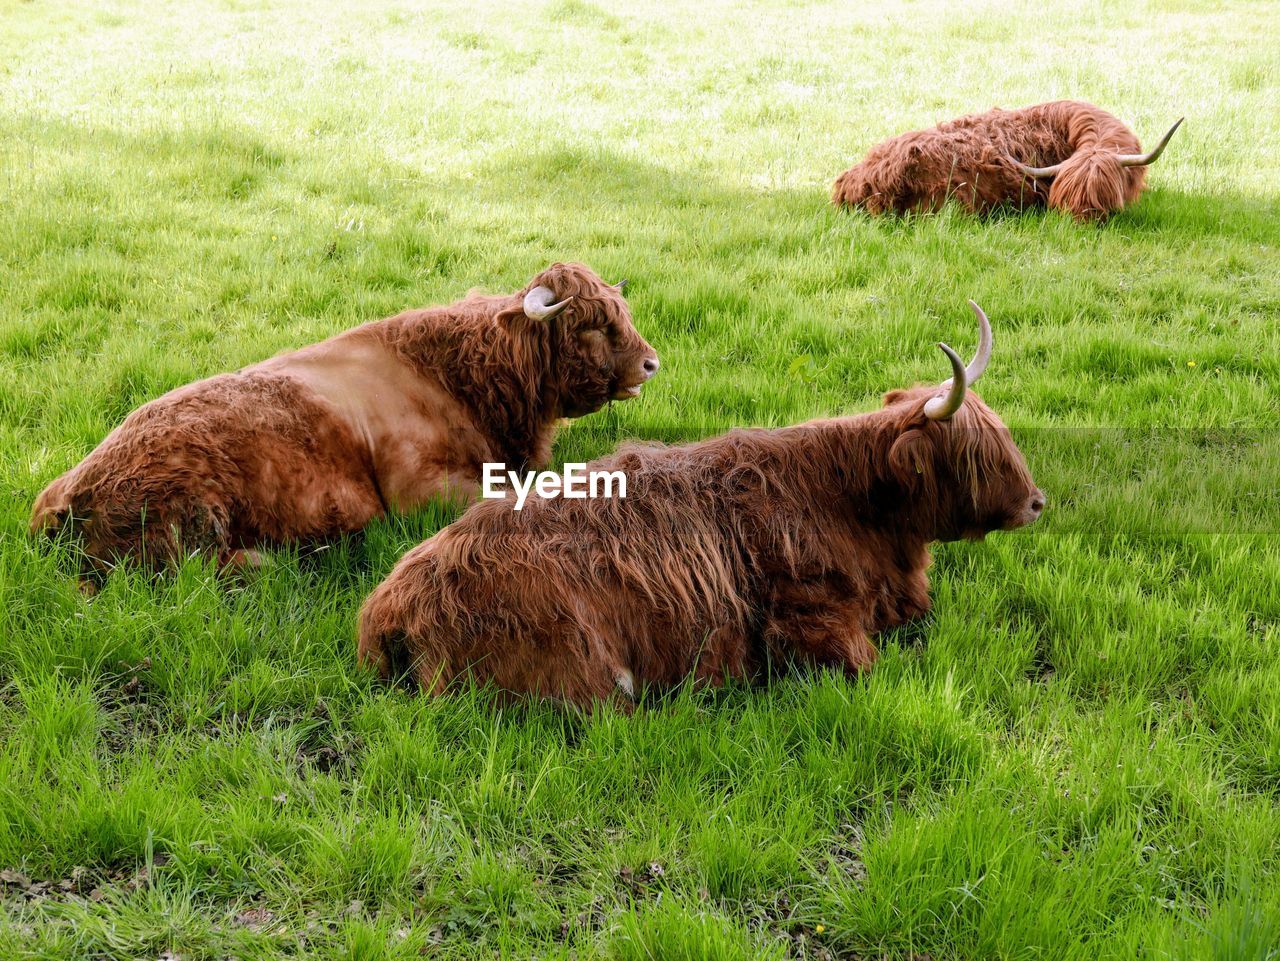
left=358, top=302, right=1044, bottom=707
left=32, top=263, right=659, bottom=575
left=833, top=101, right=1182, bottom=221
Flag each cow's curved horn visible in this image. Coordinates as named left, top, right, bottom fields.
left=1013, top=117, right=1184, bottom=177
left=962, top=300, right=992, bottom=384
left=924, top=343, right=968, bottom=420
left=612, top=279, right=628, bottom=291
left=523, top=285, right=574, bottom=321
left=1117, top=117, right=1184, bottom=167
left=924, top=300, right=993, bottom=420
left=1010, top=156, right=1063, bottom=179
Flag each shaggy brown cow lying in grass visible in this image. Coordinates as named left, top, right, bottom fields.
left=358, top=302, right=1044, bottom=706
left=32, top=263, right=658, bottom=575
left=833, top=100, right=1181, bottom=221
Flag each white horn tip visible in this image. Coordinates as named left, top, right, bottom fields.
left=925, top=340, right=968, bottom=420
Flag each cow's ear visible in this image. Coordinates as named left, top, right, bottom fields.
left=888, top=429, right=931, bottom=488
left=882, top=389, right=910, bottom=407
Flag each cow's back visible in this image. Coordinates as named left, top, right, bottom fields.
left=32, top=370, right=384, bottom=570
left=358, top=438, right=766, bottom=698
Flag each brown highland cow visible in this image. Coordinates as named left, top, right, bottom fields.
left=832, top=100, right=1182, bottom=221
left=358, top=302, right=1044, bottom=706
left=32, top=263, right=658, bottom=574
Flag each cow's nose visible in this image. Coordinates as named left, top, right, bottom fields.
left=1029, top=491, right=1046, bottom=515
left=642, top=356, right=660, bottom=377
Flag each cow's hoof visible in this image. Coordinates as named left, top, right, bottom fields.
left=221, top=549, right=267, bottom=573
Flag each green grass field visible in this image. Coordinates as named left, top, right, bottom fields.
left=3, top=0, right=1280, bottom=957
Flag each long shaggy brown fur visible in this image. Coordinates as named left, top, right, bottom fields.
left=358, top=383, right=1044, bottom=707
left=833, top=100, right=1149, bottom=221
left=32, top=263, right=658, bottom=575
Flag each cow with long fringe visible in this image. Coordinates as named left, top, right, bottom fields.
left=358, top=302, right=1045, bottom=706
left=832, top=101, right=1181, bottom=221
left=32, top=263, right=658, bottom=576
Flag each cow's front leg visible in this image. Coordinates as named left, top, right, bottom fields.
left=763, top=582, right=878, bottom=676
left=690, top=625, right=753, bottom=688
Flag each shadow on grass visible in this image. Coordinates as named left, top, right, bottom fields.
left=9, top=113, right=1278, bottom=268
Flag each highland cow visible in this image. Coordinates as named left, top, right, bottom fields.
left=833, top=101, right=1182, bottom=221
left=358, top=302, right=1044, bottom=706
left=32, top=263, right=658, bottom=574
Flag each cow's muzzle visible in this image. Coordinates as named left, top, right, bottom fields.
left=614, top=353, right=660, bottom=399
